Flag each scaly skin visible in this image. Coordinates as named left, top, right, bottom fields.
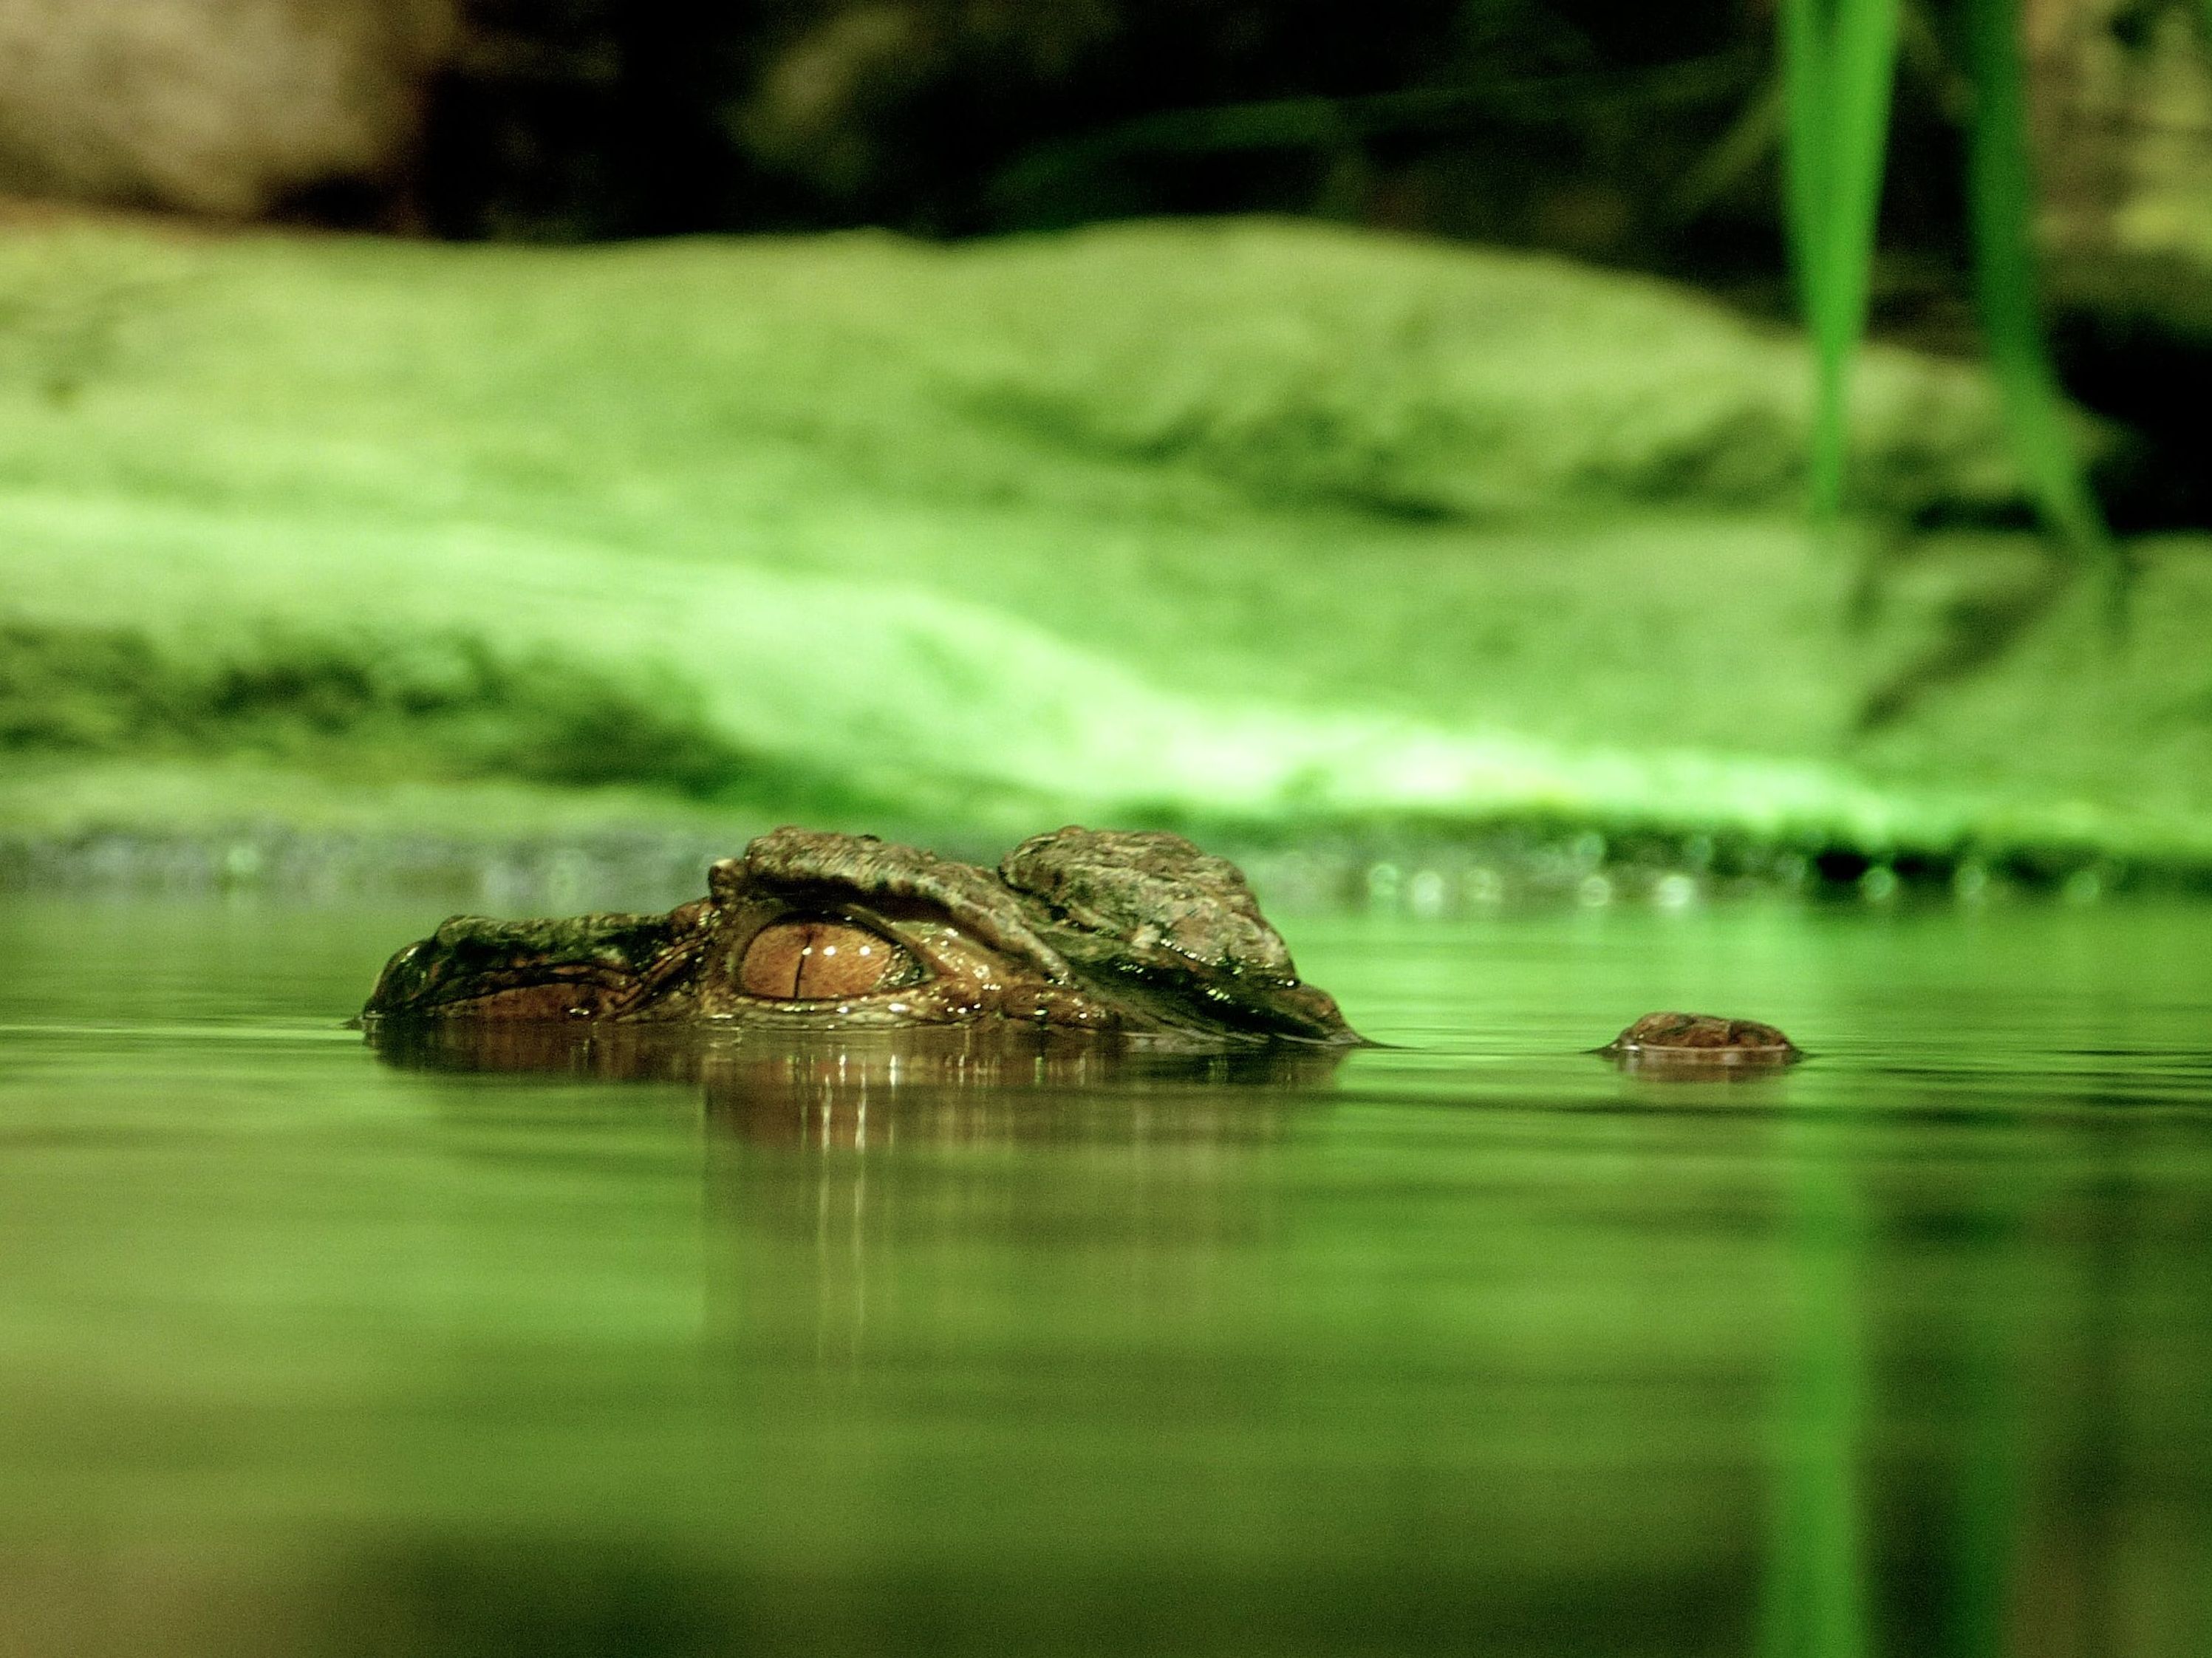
left=360, top=826, right=1360, bottom=1047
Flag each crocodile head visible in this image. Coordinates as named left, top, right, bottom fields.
left=359, top=826, right=1360, bottom=1047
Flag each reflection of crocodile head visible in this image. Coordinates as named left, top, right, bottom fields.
left=369, top=1022, right=1347, bottom=1147
left=360, top=827, right=1362, bottom=1048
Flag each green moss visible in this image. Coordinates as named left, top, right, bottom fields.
left=0, top=615, right=911, bottom=811
left=1, top=215, right=2208, bottom=879
left=926, top=222, right=2033, bottom=522
left=0, top=218, right=2037, bottom=536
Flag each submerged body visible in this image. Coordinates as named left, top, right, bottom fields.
left=361, top=826, right=1359, bottom=1046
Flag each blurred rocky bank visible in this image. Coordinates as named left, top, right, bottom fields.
left=2, top=0, right=2210, bottom=497
left=4, top=213, right=2212, bottom=906
left=6, top=4, right=2212, bottom=903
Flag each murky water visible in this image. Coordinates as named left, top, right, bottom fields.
left=1, top=895, right=2208, bottom=1657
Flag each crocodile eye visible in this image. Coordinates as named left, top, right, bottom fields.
left=737, top=919, right=912, bottom=1000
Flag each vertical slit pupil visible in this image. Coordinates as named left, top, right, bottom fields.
left=739, top=920, right=900, bottom=1000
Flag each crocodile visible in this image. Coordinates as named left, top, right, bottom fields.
left=360, top=825, right=1800, bottom=1063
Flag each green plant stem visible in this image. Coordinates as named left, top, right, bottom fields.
left=1962, top=0, right=2125, bottom=614
left=1780, top=0, right=1904, bottom=523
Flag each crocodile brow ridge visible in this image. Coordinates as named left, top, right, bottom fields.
left=730, top=828, right=1075, bottom=982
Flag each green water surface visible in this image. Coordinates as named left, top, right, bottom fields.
left=1, top=897, right=2207, bottom=1657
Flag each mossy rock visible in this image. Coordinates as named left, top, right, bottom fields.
left=1, top=214, right=2205, bottom=879
left=0, top=215, right=2032, bottom=528
left=915, top=219, right=2030, bottom=521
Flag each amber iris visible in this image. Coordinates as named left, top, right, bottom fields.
left=737, top=920, right=899, bottom=1000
